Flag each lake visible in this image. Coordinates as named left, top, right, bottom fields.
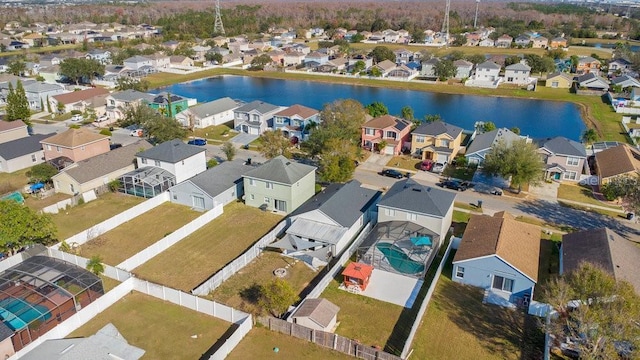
left=155, top=75, right=586, bottom=140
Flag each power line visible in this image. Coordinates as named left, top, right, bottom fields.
left=214, top=0, right=225, bottom=35
left=442, top=0, right=451, bottom=46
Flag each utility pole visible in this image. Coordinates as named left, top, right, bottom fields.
left=214, top=0, right=225, bottom=35
left=474, top=0, right=480, bottom=29
left=442, top=0, right=451, bottom=46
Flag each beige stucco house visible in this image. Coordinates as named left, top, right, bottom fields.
left=410, top=121, right=464, bottom=163
left=40, top=128, right=110, bottom=163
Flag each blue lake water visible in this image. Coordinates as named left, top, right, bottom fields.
left=155, top=75, right=586, bottom=140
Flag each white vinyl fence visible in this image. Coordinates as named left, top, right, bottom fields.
left=117, top=203, right=224, bottom=271
left=400, top=240, right=454, bottom=359
left=46, top=248, right=132, bottom=282
left=191, top=220, right=288, bottom=295
left=209, top=315, right=253, bottom=360
left=50, top=192, right=169, bottom=249
left=0, top=253, right=29, bottom=274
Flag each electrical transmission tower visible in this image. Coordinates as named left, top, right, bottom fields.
left=441, top=0, right=450, bottom=46
left=474, top=0, right=480, bottom=29
left=214, top=0, right=225, bottom=35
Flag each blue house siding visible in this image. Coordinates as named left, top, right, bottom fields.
left=465, top=151, right=488, bottom=165
left=452, top=255, right=535, bottom=303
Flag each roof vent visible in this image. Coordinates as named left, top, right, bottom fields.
left=285, top=162, right=291, bottom=165
left=412, top=188, right=422, bottom=192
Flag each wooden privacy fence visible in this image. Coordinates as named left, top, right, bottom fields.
left=257, top=317, right=403, bottom=360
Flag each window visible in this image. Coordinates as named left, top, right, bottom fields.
left=70, top=184, right=75, bottom=193
left=275, top=117, right=284, bottom=124
left=563, top=171, right=577, bottom=180
left=455, top=266, right=465, bottom=278
left=414, top=135, right=425, bottom=143
left=250, top=194, right=255, bottom=200
left=566, top=157, right=579, bottom=166
left=274, top=199, right=287, bottom=212
left=440, top=139, right=450, bottom=148
left=385, top=131, right=397, bottom=139
left=507, top=77, right=514, bottom=82
left=81, top=145, right=86, bottom=151
left=46, top=145, right=51, bottom=151
left=31, top=154, right=36, bottom=162
left=365, top=128, right=375, bottom=136
left=192, top=196, right=205, bottom=209
left=141, top=158, right=147, bottom=164
left=492, top=275, right=514, bottom=292
left=251, top=114, right=260, bottom=122
left=56, top=146, right=61, bottom=152
left=264, top=197, right=270, bottom=203
left=266, top=182, right=273, bottom=189
left=551, top=81, right=559, bottom=88
left=155, top=160, right=161, bottom=167
left=406, top=212, right=417, bottom=221
left=384, top=208, right=396, bottom=216
left=249, top=178, right=255, bottom=186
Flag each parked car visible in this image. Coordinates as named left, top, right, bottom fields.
left=431, top=162, right=446, bottom=173
left=438, top=179, right=469, bottom=191
left=420, top=159, right=434, bottom=171
left=130, top=129, right=144, bottom=137
left=109, top=143, right=123, bottom=150
left=187, top=138, right=207, bottom=146
left=71, top=114, right=83, bottom=122
left=489, top=187, right=503, bottom=196
left=380, top=169, right=404, bottom=179
left=96, top=115, right=108, bottom=122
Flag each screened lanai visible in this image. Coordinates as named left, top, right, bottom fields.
left=119, top=166, right=175, bottom=198
left=0, top=256, right=104, bottom=352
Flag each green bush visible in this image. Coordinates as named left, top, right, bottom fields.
left=315, top=183, right=322, bottom=193
left=207, top=159, right=218, bottom=168
left=70, top=110, right=82, bottom=115
left=99, top=129, right=112, bottom=136
left=108, top=180, right=121, bottom=192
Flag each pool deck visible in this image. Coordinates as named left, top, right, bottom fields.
left=341, top=269, right=423, bottom=308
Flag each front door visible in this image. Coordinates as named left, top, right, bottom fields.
left=274, top=199, right=287, bottom=212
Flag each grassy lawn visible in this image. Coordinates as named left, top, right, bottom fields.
left=409, top=251, right=544, bottom=360
left=134, top=202, right=283, bottom=292
left=227, top=326, right=353, bottom=360
left=557, top=183, right=622, bottom=210
left=0, top=169, right=29, bottom=194
left=557, top=201, right=625, bottom=219
left=68, top=292, right=231, bottom=360
left=321, top=275, right=405, bottom=349
left=386, top=155, right=421, bottom=172
left=23, top=193, right=71, bottom=211
left=454, top=201, right=482, bottom=213
left=0, top=44, right=81, bottom=58
left=51, top=193, right=145, bottom=240
left=514, top=215, right=575, bottom=233
left=452, top=210, right=471, bottom=226
left=99, top=275, right=121, bottom=293
left=536, top=233, right=561, bottom=300
left=443, top=165, right=478, bottom=181
left=190, top=123, right=236, bottom=143
left=77, top=203, right=200, bottom=265
left=208, top=251, right=316, bottom=315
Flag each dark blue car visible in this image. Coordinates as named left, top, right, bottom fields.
left=188, top=138, right=207, bottom=146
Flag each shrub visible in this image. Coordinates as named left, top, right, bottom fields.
left=99, top=129, right=112, bottom=136
left=108, top=180, right=121, bottom=192
left=315, top=183, right=322, bottom=193
left=70, top=110, right=82, bottom=115
left=207, top=159, right=218, bottom=168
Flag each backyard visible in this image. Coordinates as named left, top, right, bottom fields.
left=68, top=292, right=232, bottom=360
left=134, top=202, right=283, bottom=292
left=321, top=275, right=405, bottom=350
left=51, top=193, right=145, bottom=240
left=76, top=203, right=200, bottom=265
left=408, top=251, right=544, bottom=360
left=0, top=168, right=28, bottom=194
left=227, top=326, right=353, bottom=360
left=208, top=251, right=317, bottom=315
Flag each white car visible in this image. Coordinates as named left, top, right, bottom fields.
left=96, top=115, right=108, bottom=122
left=70, top=114, right=83, bottom=122
left=130, top=129, right=143, bottom=137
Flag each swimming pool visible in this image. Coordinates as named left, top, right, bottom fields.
left=376, top=243, right=425, bottom=275
left=0, top=298, right=51, bottom=331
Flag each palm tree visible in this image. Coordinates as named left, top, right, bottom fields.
left=581, top=128, right=598, bottom=144
left=86, top=255, right=105, bottom=276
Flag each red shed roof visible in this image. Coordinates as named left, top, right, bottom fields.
left=342, top=262, right=373, bottom=280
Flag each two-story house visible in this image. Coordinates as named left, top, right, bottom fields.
left=147, top=92, right=190, bottom=118
left=494, top=34, right=513, bottom=48
left=86, top=49, right=111, bottom=65
left=453, top=59, right=474, bottom=79
left=550, top=37, right=568, bottom=49
left=242, top=155, right=316, bottom=214
left=393, top=48, right=414, bottom=65
left=40, top=128, right=110, bottom=163
left=361, top=115, right=412, bottom=155
left=594, top=144, right=640, bottom=186
left=23, top=82, right=67, bottom=111
left=233, top=100, right=285, bottom=135
left=536, top=136, right=587, bottom=182
left=608, top=58, right=632, bottom=75
left=420, top=58, right=440, bottom=78
left=473, top=61, right=501, bottom=82
left=105, top=90, right=156, bottom=121
left=576, top=56, right=601, bottom=75
left=410, top=121, right=464, bottom=163
left=123, top=56, right=153, bottom=71
left=504, top=63, right=531, bottom=85
left=175, top=97, right=240, bottom=128
left=145, top=53, right=171, bottom=69
left=514, top=35, right=531, bottom=47
left=465, top=128, right=523, bottom=165
left=304, top=51, right=329, bottom=66
left=272, top=104, right=320, bottom=141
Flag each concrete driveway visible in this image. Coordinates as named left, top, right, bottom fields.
left=528, top=182, right=559, bottom=200
left=231, top=133, right=258, bottom=146
left=358, top=153, right=392, bottom=173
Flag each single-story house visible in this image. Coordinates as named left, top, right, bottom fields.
left=175, top=97, right=240, bottom=128
left=0, top=120, right=29, bottom=144
left=594, top=144, right=640, bottom=186
left=611, top=74, right=640, bottom=90
left=452, top=212, right=541, bottom=307
left=465, top=128, right=522, bottom=165
left=545, top=72, right=574, bottom=89
left=290, top=298, right=340, bottom=333
left=168, top=160, right=255, bottom=211
left=0, top=134, right=50, bottom=173
left=52, top=140, right=153, bottom=195
left=561, top=228, right=640, bottom=294
left=576, top=73, right=609, bottom=92
left=170, top=55, right=194, bottom=67
left=49, top=88, right=110, bottom=114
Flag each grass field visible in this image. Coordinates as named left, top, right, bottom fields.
left=51, top=193, right=145, bottom=240
left=209, top=251, right=317, bottom=315
left=0, top=169, right=29, bottom=194
left=68, top=292, right=231, bottom=360
left=386, top=155, right=421, bottom=172
left=134, top=202, right=283, bottom=292
left=77, top=203, right=200, bottom=265
left=408, top=251, right=544, bottom=360
left=24, top=193, right=71, bottom=211
left=191, top=123, right=236, bottom=143
left=557, top=183, right=622, bottom=210
left=227, top=326, right=353, bottom=360
left=321, top=275, right=405, bottom=349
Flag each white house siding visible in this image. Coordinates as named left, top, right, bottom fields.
left=377, top=206, right=451, bottom=242
left=0, top=151, right=43, bottom=173
left=136, top=152, right=206, bottom=184
left=452, top=255, right=536, bottom=302
left=169, top=181, right=241, bottom=210
left=504, top=69, right=530, bottom=85
left=290, top=208, right=366, bottom=255
left=200, top=109, right=235, bottom=127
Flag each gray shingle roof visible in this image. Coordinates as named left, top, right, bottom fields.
left=466, top=128, right=521, bottom=156
left=378, top=178, right=455, bottom=217
left=183, top=160, right=255, bottom=197
left=243, top=155, right=316, bottom=185
left=109, top=89, right=155, bottom=103
left=291, top=298, right=339, bottom=328
left=536, top=136, right=586, bottom=158
left=137, top=139, right=205, bottom=163
left=185, top=97, right=239, bottom=118
left=60, top=140, right=153, bottom=184
left=22, top=82, right=64, bottom=93
left=477, top=61, right=501, bottom=70
left=234, top=100, right=281, bottom=115
left=412, top=120, right=463, bottom=138
left=290, top=180, right=381, bottom=227
left=0, top=134, right=50, bottom=160
left=506, top=63, right=531, bottom=71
